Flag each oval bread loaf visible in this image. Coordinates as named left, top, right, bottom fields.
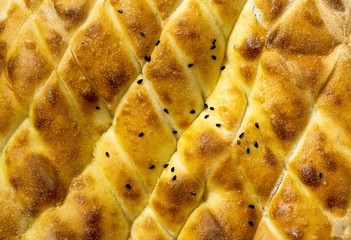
left=0, top=0, right=350, bottom=239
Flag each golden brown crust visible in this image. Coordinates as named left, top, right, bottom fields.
left=1, top=0, right=351, bottom=238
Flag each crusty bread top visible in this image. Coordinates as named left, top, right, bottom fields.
left=0, top=0, right=350, bottom=239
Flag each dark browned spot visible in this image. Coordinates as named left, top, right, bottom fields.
left=83, top=207, right=102, bottom=240
left=8, top=154, right=61, bottom=215
left=46, top=31, right=65, bottom=57
left=263, top=147, right=277, bottom=165
left=299, top=165, right=321, bottom=187
left=325, top=0, right=345, bottom=11
left=303, top=11, right=323, bottom=27
left=47, top=87, right=60, bottom=105
left=239, top=36, right=264, bottom=60
left=81, top=89, right=99, bottom=104
left=325, top=194, right=348, bottom=210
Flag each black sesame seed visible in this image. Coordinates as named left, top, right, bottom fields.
left=144, top=56, right=151, bottom=62
left=239, top=132, right=245, bottom=139
left=164, top=163, right=169, bottom=168
left=105, top=152, right=110, bottom=157
left=204, top=103, right=208, bottom=108
left=319, top=172, right=323, bottom=179
left=248, top=221, right=254, bottom=227
left=140, top=31, right=145, bottom=37
left=139, top=132, right=144, bottom=137
left=95, top=106, right=100, bottom=110
left=209, top=107, right=215, bottom=111
left=191, top=191, right=196, bottom=196
left=156, top=39, right=160, bottom=46
left=172, top=130, right=178, bottom=134
left=190, top=109, right=196, bottom=114
left=254, top=141, right=259, bottom=148
left=171, top=167, right=175, bottom=172
left=210, top=45, right=216, bottom=50
left=246, top=148, right=250, bottom=154
left=172, top=175, right=177, bottom=181
left=188, top=63, right=194, bottom=68
left=211, top=55, right=217, bottom=60
left=125, top=184, right=132, bottom=190
left=137, top=79, right=143, bottom=84
left=164, top=108, right=169, bottom=114
left=255, top=122, right=259, bottom=129
left=220, top=66, right=226, bottom=70
left=212, top=39, right=217, bottom=44
left=237, top=140, right=241, bottom=145
left=216, top=123, right=221, bottom=128
left=204, top=114, right=209, bottom=119
left=149, top=165, right=155, bottom=170
left=248, top=204, right=255, bottom=209
left=118, top=9, right=123, bottom=13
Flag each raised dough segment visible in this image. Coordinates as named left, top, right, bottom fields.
left=144, top=34, right=204, bottom=132
left=70, top=1, right=140, bottom=111
left=167, top=0, right=225, bottom=97
left=114, top=81, right=177, bottom=192
left=0, top=0, right=31, bottom=70
left=23, top=163, right=129, bottom=239
left=265, top=173, right=333, bottom=239
left=109, top=0, right=162, bottom=61
left=131, top=206, right=172, bottom=240
left=95, top=129, right=149, bottom=221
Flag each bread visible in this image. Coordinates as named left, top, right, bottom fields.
left=0, top=0, right=350, bottom=239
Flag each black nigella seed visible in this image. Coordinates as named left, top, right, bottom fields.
left=118, top=9, right=123, bottom=13
left=212, top=39, right=216, bottom=44
left=254, top=141, right=259, bottom=148
left=220, top=66, right=226, bottom=70
left=171, top=167, right=175, bottom=172
left=172, top=130, right=178, bottom=134
left=248, top=221, right=254, bottom=227
left=191, top=191, right=196, bottom=196
left=95, top=106, right=100, bottom=110
left=237, top=140, right=241, bottom=145
left=139, top=132, right=144, bottom=137
left=239, top=132, right=245, bottom=139
left=172, top=175, right=177, bottom=181
left=125, top=183, right=132, bottom=190
left=137, top=79, right=143, bottom=84
left=164, top=163, right=169, bottom=168
left=255, top=122, right=259, bottom=129
left=204, top=103, right=208, bottom=108
left=248, top=204, right=255, bottom=209
left=319, top=172, right=323, bottom=179
left=140, top=31, right=145, bottom=36
left=211, top=55, right=217, bottom=60
left=149, top=165, right=155, bottom=170
left=188, top=63, right=194, bottom=68
left=156, top=39, right=160, bottom=46
left=216, top=123, right=221, bottom=128
left=190, top=109, right=196, bottom=114
left=246, top=148, right=250, bottom=154
left=144, top=56, right=151, bottom=62
left=204, top=114, right=209, bottom=119
left=105, top=152, right=110, bottom=157
left=164, top=108, right=169, bottom=114
left=210, top=45, right=216, bottom=50
left=209, top=107, right=215, bottom=111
